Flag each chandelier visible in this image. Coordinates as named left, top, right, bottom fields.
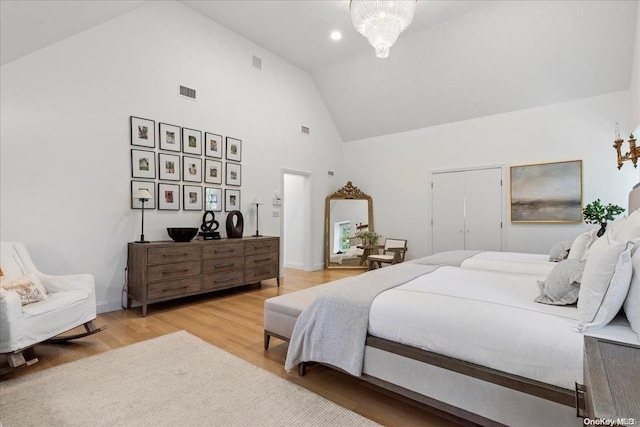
left=350, top=0, right=417, bottom=59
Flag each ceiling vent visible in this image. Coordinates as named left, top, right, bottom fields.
left=252, top=55, right=262, bottom=70
left=179, top=85, right=197, bottom=101
left=301, top=126, right=310, bottom=135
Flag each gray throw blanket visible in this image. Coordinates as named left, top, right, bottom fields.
left=284, top=263, right=441, bottom=376
left=411, top=250, right=482, bottom=266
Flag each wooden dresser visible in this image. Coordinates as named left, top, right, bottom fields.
left=127, top=236, right=279, bottom=316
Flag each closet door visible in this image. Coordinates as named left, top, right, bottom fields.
left=431, top=172, right=465, bottom=253
left=464, top=168, right=502, bottom=251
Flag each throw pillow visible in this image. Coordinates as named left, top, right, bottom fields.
left=623, top=248, right=640, bottom=339
left=574, top=240, right=633, bottom=332
left=1, top=279, right=47, bottom=305
left=611, top=209, right=640, bottom=243
left=567, top=230, right=597, bottom=261
left=549, top=240, right=572, bottom=262
left=535, top=259, right=584, bottom=305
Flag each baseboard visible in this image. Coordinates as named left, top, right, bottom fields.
left=284, top=261, right=304, bottom=270
left=312, top=262, right=325, bottom=271
left=97, top=299, right=128, bottom=314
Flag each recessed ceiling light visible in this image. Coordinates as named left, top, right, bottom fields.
left=330, top=31, right=342, bottom=41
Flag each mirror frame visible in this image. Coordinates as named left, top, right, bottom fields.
left=325, top=181, right=374, bottom=269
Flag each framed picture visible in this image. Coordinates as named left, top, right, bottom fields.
left=182, top=127, right=202, bottom=155
left=158, top=183, right=180, bottom=211
left=225, top=189, right=241, bottom=212
left=510, top=160, right=582, bottom=223
left=159, top=122, right=181, bottom=152
left=205, top=187, right=222, bottom=212
left=130, top=116, right=155, bottom=148
left=226, top=162, right=241, bottom=186
left=183, top=156, right=202, bottom=183
left=131, top=180, right=156, bottom=209
left=205, top=132, right=223, bottom=158
left=204, top=159, right=222, bottom=185
left=159, top=153, right=180, bottom=181
left=131, top=149, right=156, bottom=179
left=226, top=137, right=242, bottom=162
left=183, top=185, right=203, bottom=211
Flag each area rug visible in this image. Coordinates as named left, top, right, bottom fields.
left=0, top=331, right=378, bottom=427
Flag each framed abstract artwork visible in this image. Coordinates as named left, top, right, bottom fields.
left=131, top=180, right=156, bottom=209
left=158, top=183, right=180, bottom=211
left=205, top=132, right=223, bottom=159
left=226, top=137, right=242, bottom=162
left=159, top=122, right=181, bottom=152
left=204, top=159, right=222, bottom=185
left=510, top=160, right=582, bottom=222
left=225, top=189, right=241, bottom=212
left=183, top=185, right=203, bottom=211
left=182, top=127, right=202, bottom=155
left=225, top=162, right=241, bottom=186
left=183, top=156, right=202, bottom=183
left=130, top=116, right=155, bottom=148
left=131, top=149, right=156, bottom=179
left=205, top=187, right=222, bottom=212
left=158, top=153, right=180, bottom=181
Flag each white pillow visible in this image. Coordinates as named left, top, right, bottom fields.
left=623, top=248, right=640, bottom=339
left=574, top=239, right=633, bottom=332
left=567, top=230, right=597, bottom=261
left=611, top=209, right=640, bottom=243
left=0, top=276, right=48, bottom=305
left=0, top=273, right=47, bottom=295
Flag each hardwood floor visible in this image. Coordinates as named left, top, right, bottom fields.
left=1, top=268, right=461, bottom=427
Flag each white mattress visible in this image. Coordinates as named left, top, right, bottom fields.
left=461, top=251, right=556, bottom=276
left=368, top=266, right=583, bottom=390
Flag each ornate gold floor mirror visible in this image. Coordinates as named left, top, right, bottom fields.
left=325, top=181, right=374, bottom=269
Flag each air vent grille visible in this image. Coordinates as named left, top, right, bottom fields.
left=301, top=126, right=310, bottom=135
left=327, top=171, right=334, bottom=177
left=179, top=85, right=196, bottom=100
left=252, top=55, right=262, bottom=70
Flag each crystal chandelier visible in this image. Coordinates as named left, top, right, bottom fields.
left=350, top=0, right=417, bottom=59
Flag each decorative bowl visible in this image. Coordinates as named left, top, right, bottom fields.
left=167, top=227, right=198, bottom=242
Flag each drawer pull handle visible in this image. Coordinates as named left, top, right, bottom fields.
left=163, top=269, right=189, bottom=275
left=215, top=249, right=234, bottom=253
left=163, top=285, right=189, bottom=291
left=254, top=258, right=271, bottom=263
left=215, top=278, right=233, bottom=283
left=163, top=253, right=189, bottom=257
left=215, top=263, right=234, bottom=268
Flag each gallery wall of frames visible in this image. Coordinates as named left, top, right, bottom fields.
left=130, top=116, right=242, bottom=213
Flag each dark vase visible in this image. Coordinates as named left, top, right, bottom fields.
left=226, top=210, right=244, bottom=238
left=597, top=222, right=607, bottom=237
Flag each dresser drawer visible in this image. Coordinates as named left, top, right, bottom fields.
left=147, top=261, right=201, bottom=283
left=202, top=242, right=245, bottom=259
left=147, top=245, right=200, bottom=265
left=202, top=271, right=244, bottom=291
left=245, top=252, right=278, bottom=268
left=148, top=277, right=201, bottom=300
left=202, top=257, right=244, bottom=274
left=245, top=265, right=279, bottom=283
left=245, top=239, right=278, bottom=256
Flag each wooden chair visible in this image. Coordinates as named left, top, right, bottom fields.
left=367, top=238, right=408, bottom=270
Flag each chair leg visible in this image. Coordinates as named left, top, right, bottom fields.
left=0, top=348, right=39, bottom=376
left=44, top=320, right=107, bottom=344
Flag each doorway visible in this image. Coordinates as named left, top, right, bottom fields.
left=282, top=170, right=312, bottom=271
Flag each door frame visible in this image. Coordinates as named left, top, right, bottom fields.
left=429, top=164, right=507, bottom=254
left=281, top=169, right=313, bottom=271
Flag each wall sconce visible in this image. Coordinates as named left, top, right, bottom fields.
left=613, top=121, right=640, bottom=170
left=134, top=189, right=152, bottom=243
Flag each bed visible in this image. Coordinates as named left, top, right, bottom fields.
left=265, top=209, right=640, bottom=426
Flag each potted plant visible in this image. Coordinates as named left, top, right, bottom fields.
left=582, top=199, right=625, bottom=237
left=355, top=230, right=380, bottom=246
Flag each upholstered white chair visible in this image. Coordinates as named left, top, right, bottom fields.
left=367, top=238, right=408, bottom=270
left=0, top=242, right=105, bottom=373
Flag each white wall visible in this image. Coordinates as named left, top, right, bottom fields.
left=630, top=3, right=640, bottom=130
left=283, top=173, right=304, bottom=269
left=343, top=91, right=637, bottom=258
left=0, top=1, right=343, bottom=312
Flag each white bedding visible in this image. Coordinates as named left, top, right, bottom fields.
left=368, top=266, right=583, bottom=390
left=460, top=251, right=556, bottom=276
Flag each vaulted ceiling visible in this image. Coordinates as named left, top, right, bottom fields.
left=2, top=1, right=638, bottom=142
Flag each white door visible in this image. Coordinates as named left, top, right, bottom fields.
left=432, top=172, right=465, bottom=253
left=431, top=167, right=503, bottom=253
left=464, top=168, right=502, bottom=251
left=283, top=170, right=312, bottom=271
